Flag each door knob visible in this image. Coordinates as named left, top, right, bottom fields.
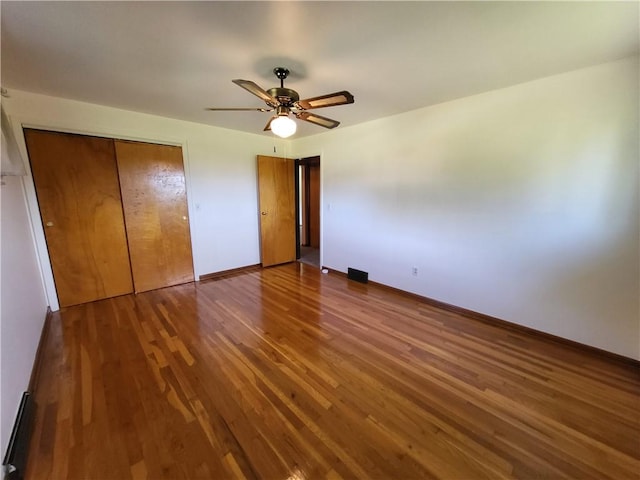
left=182, top=216, right=187, bottom=221
left=261, top=211, right=267, bottom=216
left=45, top=221, right=54, bottom=227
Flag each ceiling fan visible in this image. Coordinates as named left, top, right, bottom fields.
left=206, top=67, right=355, bottom=138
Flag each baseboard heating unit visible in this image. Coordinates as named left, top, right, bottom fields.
left=2, top=392, right=34, bottom=480
left=347, top=267, right=369, bottom=284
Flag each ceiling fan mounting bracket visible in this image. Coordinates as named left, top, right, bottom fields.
left=273, top=67, right=290, bottom=81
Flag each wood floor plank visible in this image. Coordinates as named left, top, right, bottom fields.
left=26, top=262, right=639, bottom=479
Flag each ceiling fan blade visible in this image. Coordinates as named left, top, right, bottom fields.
left=205, top=107, right=273, bottom=112
left=263, top=117, right=275, bottom=131
left=296, top=91, right=354, bottom=110
left=295, top=111, right=340, bottom=129
left=232, top=79, right=279, bottom=106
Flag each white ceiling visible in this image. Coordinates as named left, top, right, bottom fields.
left=1, top=1, right=638, bottom=138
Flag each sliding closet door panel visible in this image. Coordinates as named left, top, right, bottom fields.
left=25, top=129, right=134, bottom=307
left=114, top=141, right=194, bottom=293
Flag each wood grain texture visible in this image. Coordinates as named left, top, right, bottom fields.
left=257, top=155, right=296, bottom=267
left=115, top=140, right=194, bottom=293
left=26, top=263, right=640, bottom=479
left=198, top=264, right=262, bottom=282
left=25, top=129, right=133, bottom=307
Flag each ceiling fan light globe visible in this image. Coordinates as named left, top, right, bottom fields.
left=271, top=116, right=297, bottom=138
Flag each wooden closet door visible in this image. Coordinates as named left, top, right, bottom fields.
left=114, top=141, right=194, bottom=293
left=25, top=129, right=134, bottom=307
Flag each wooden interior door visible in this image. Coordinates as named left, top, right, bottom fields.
left=25, top=129, right=134, bottom=307
left=257, top=155, right=296, bottom=267
left=115, top=141, right=194, bottom=293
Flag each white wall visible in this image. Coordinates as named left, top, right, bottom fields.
left=0, top=175, right=48, bottom=458
left=2, top=91, right=292, bottom=310
left=292, top=57, right=639, bottom=359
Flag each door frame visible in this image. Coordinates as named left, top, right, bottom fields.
left=295, top=159, right=301, bottom=261
left=295, top=155, right=321, bottom=263
left=12, top=119, right=194, bottom=311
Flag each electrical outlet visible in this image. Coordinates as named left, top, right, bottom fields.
left=412, top=266, right=418, bottom=276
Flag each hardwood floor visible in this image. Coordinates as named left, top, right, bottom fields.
left=26, top=263, right=639, bottom=479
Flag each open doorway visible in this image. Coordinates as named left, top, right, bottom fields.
left=296, top=156, right=320, bottom=268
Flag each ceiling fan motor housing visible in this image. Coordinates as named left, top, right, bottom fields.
left=267, top=87, right=299, bottom=107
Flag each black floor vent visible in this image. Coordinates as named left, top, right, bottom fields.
left=347, top=267, right=369, bottom=284
left=2, top=392, right=34, bottom=480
